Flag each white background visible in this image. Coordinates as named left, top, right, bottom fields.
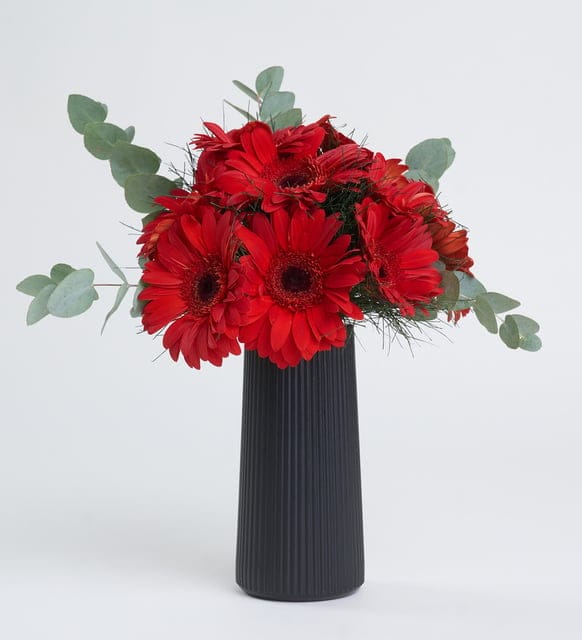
left=1, top=1, right=580, bottom=638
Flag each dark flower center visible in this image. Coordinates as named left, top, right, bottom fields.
left=197, top=273, right=220, bottom=302
left=264, top=157, right=321, bottom=191
left=281, top=265, right=312, bottom=292
left=182, top=257, right=227, bottom=316
left=267, top=252, right=323, bottom=310
left=278, top=171, right=312, bottom=189
left=374, top=251, right=400, bottom=287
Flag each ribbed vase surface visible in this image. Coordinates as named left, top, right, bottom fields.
left=236, top=328, right=364, bottom=601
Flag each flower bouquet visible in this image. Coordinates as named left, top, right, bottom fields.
left=16, top=66, right=541, bottom=600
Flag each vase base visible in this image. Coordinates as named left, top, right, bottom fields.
left=238, top=582, right=364, bottom=603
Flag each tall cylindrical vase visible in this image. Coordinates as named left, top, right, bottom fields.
left=236, top=327, right=364, bottom=601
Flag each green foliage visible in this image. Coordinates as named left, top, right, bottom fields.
left=260, top=91, right=295, bottom=121
left=454, top=272, right=487, bottom=309
left=101, top=283, right=129, bottom=334
left=130, top=280, right=146, bottom=318
left=519, top=334, right=542, bottom=352
left=96, top=242, right=127, bottom=283
left=68, top=94, right=171, bottom=212
left=230, top=66, right=302, bottom=131
left=16, top=274, right=54, bottom=296
left=500, top=314, right=542, bottom=351
left=124, top=174, right=176, bottom=213
left=84, top=122, right=130, bottom=160
left=405, top=138, right=455, bottom=192
left=47, top=268, right=98, bottom=318
left=50, top=263, right=75, bottom=283
left=499, top=315, right=520, bottom=349
left=272, top=108, right=303, bottom=129
left=473, top=295, right=498, bottom=333
left=224, top=101, right=257, bottom=122
left=109, top=142, right=161, bottom=187
left=255, top=66, right=284, bottom=97
left=479, top=292, right=520, bottom=313
left=67, top=94, right=107, bottom=134
left=232, top=80, right=258, bottom=101
left=509, top=314, right=540, bottom=336
left=26, top=283, right=57, bottom=325
left=437, top=270, right=460, bottom=310
left=124, top=126, right=135, bottom=142
left=405, top=168, right=439, bottom=192
left=19, top=266, right=98, bottom=323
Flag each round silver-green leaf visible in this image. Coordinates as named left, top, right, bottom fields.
left=519, top=334, right=542, bottom=352
left=499, top=315, right=520, bottom=349
left=510, top=314, right=540, bottom=336
left=480, top=292, right=520, bottom=313
left=474, top=295, right=498, bottom=333
left=47, top=269, right=98, bottom=318
left=109, top=142, right=161, bottom=187
left=255, top=66, right=284, bottom=97
left=50, top=263, right=75, bottom=284
left=26, top=283, right=57, bottom=325
left=260, top=92, right=295, bottom=121
left=124, top=174, right=176, bottom=214
left=17, top=274, right=53, bottom=296
left=405, top=138, right=455, bottom=180
left=84, top=122, right=129, bottom=160
left=67, top=94, right=107, bottom=134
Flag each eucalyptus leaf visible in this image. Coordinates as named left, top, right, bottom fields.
left=260, top=91, right=295, bottom=121
left=454, top=272, right=487, bottom=308
left=519, top=334, right=542, bottom=352
left=405, top=138, right=455, bottom=180
left=96, top=242, right=127, bottom=283
left=499, top=315, right=520, bottom=349
left=480, top=292, right=520, bottom=314
left=109, top=142, right=161, bottom=187
left=437, top=270, right=460, bottom=309
left=255, top=66, right=284, bottom=97
left=26, top=284, right=56, bottom=325
left=130, top=280, right=146, bottom=318
left=474, top=296, right=498, bottom=333
left=141, top=210, right=161, bottom=227
left=224, top=100, right=257, bottom=122
left=233, top=80, right=259, bottom=101
left=84, top=122, right=129, bottom=160
left=17, top=274, right=53, bottom=297
left=124, top=126, right=135, bottom=143
left=405, top=168, right=439, bottom=192
left=50, top=263, right=75, bottom=284
left=67, top=94, right=107, bottom=134
left=47, top=269, right=98, bottom=318
left=124, top=174, right=176, bottom=214
left=271, top=108, right=303, bottom=130
left=101, top=283, right=129, bottom=334
left=509, top=314, right=540, bottom=336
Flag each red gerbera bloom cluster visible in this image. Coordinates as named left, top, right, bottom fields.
left=138, top=114, right=473, bottom=369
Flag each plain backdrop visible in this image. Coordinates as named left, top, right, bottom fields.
left=1, top=1, right=580, bottom=638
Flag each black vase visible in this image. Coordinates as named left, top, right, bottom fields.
left=235, top=327, right=365, bottom=601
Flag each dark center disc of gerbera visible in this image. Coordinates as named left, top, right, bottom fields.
left=278, top=171, right=312, bottom=188
left=196, top=273, right=220, bottom=302
left=282, top=266, right=312, bottom=293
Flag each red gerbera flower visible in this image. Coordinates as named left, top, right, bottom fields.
left=382, top=179, right=448, bottom=221
left=139, top=210, right=248, bottom=369
left=367, top=152, right=409, bottom=195
left=356, top=198, right=443, bottom=316
left=213, top=120, right=372, bottom=213
left=428, top=219, right=474, bottom=275
left=191, top=122, right=244, bottom=195
left=137, top=189, right=204, bottom=259
left=236, top=208, right=366, bottom=368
